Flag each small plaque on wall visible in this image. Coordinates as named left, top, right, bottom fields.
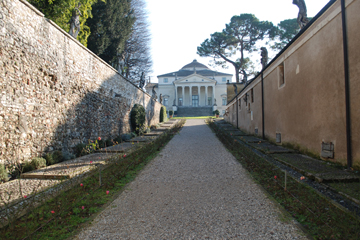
left=255, top=128, right=258, bottom=135
left=321, top=142, right=334, bottom=159
left=276, top=133, right=281, bottom=143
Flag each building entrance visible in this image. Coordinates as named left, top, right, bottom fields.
left=192, top=95, right=199, bottom=107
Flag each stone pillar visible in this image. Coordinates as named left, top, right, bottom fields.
left=205, top=86, right=208, bottom=106
left=189, top=86, right=192, bottom=106
left=182, top=86, right=184, bottom=106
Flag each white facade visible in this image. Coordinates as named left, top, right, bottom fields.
left=148, top=60, right=232, bottom=116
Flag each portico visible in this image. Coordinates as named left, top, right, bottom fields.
left=146, top=59, right=233, bottom=116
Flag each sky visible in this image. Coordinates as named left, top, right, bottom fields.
left=145, top=0, right=331, bottom=82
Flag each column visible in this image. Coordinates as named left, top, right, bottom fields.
left=205, top=86, right=208, bottom=106
left=197, top=85, right=200, bottom=106
left=182, top=86, right=184, bottom=106
left=189, top=86, right=192, bottom=106
left=213, top=85, right=216, bottom=105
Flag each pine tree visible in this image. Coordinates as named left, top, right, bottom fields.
left=86, top=0, right=135, bottom=66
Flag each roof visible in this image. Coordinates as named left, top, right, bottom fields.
left=181, top=59, right=209, bottom=70
left=158, top=69, right=232, bottom=78
left=157, top=59, right=232, bottom=78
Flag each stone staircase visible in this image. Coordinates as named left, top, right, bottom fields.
left=176, top=106, right=213, bottom=117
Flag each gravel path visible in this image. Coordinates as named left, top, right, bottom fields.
left=75, top=119, right=307, bottom=239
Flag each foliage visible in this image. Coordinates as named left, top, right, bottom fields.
left=197, top=14, right=276, bottom=83
left=30, top=157, right=47, bottom=170
left=130, top=104, right=146, bottom=134
left=0, top=164, right=9, bottom=182
left=160, top=106, right=167, bottom=123
left=74, top=143, right=87, bottom=157
left=213, top=110, right=220, bottom=116
left=271, top=18, right=312, bottom=50
left=169, top=110, right=174, bottom=116
left=22, top=162, right=34, bottom=173
left=86, top=0, right=135, bottom=66
left=44, top=151, right=64, bottom=166
left=118, top=0, right=152, bottom=82
left=121, top=134, right=132, bottom=141
left=27, top=0, right=98, bottom=46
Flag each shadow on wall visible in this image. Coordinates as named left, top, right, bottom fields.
left=47, top=74, right=160, bottom=157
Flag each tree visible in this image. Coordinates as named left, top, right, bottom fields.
left=271, top=17, right=312, bottom=50
left=197, top=14, right=276, bottom=83
left=86, top=0, right=135, bottom=66
left=118, top=0, right=152, bottom=83
left=28, top=0, right=97, bottom=46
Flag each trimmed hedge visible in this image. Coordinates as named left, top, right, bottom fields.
left=160, top=106, right=167, bottom=122
left=130, top=104, right=146, bottom=134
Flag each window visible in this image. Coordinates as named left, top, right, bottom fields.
left=222, top=97, right=227, bottom=106
left=278, top=63, right=284, bottom=87
left=222, top=77, right=226, bottom=82
left=164, top=78, right=168, bottom=83
left=208, top=97, right=212, bottom=106
left=164, top=98, right=168, bottom=106
left=251, top=89, right=254, bottom=103
left=238, top=99, right=241, bottom=110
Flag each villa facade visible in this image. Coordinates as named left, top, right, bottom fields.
left=146, top=60, right=233, bottom=116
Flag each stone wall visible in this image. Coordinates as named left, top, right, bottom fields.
left=0, top=0, right=161, bottom=165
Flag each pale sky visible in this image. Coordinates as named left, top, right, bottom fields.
left=146, top=0, right=331, bottom=82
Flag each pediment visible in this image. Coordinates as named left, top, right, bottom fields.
left=174, top=73, right=216, bottom=84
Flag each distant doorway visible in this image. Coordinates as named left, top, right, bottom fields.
left=192, top=95, right=199, bottom=107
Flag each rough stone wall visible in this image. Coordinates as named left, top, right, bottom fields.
left=0, top=0, right=161, bottom=165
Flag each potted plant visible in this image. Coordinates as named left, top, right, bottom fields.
left=169, top=110, right=174, bottom=118
left=213, top=109, right=220, bottom=118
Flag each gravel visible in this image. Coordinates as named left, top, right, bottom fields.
left=75, top=119, right=308, bottom=239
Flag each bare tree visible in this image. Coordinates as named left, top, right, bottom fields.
left=118, top=0, right=153, bottom=83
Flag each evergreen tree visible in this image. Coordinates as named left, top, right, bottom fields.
left=28, top=0, right=97, bottom=46
left=271, top=18, right=312, bottom=50
left=197, top=14, right=276, bottom=83
left=86, top=0, right=135, bottom=66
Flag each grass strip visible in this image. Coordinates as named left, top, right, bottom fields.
left=208, top=120, right=360, bottom=240
left=1, top=120, right=185, bottom=240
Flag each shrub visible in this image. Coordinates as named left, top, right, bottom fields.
left=63, top=151, right=75, bottom=161
left=213, top=109, right=220, bottom=116
left=44, top=150, right=64, bottom=165
left=22, top=162, right=34, bottom=173
left=0, top=164, right=9, bottom=182
left=30, top=157, right=46, bottom=169
left=160, top=106, right=167, bottom=122
left=105, top=139, right=113, bottom=147
left=130, top=104, right=146, bottom=134
left=130, top=132, right=137, bottom=138
left=169, top=110, right=174, bottom=116
left=113, top=136, right=122, bottom=144
left=74, top=143, right=87, bottom=157
left=121, top=134, right=131, bottom=141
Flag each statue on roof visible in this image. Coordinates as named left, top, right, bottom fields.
left=139, top=72, right=145, bottom=89
left=240, top=69, right=248, bottom=85
left=69, top=3, right=82, bottom=38
left=260, top=47, right=268, bottom=69
left=152, top=86, right=157, bottom=101
left=233, top=84, right=238, bottom=95
left=293, top=0, right=309, bottom=29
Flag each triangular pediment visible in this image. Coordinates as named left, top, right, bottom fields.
left=174, top=73, right=217, bottom=84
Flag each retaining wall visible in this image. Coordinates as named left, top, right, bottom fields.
left=0, top=0, right=161, bottom=165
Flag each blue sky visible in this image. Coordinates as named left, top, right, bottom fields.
left=146, top=0, right=331, bottom=81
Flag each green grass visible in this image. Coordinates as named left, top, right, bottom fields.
left=171, top=116, right=218, bottom=119
left=0, top=120, right=186, bottom=240
left=328, top=181, right=360, bottom=202
left=208, top=120, right=360, bottom=240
